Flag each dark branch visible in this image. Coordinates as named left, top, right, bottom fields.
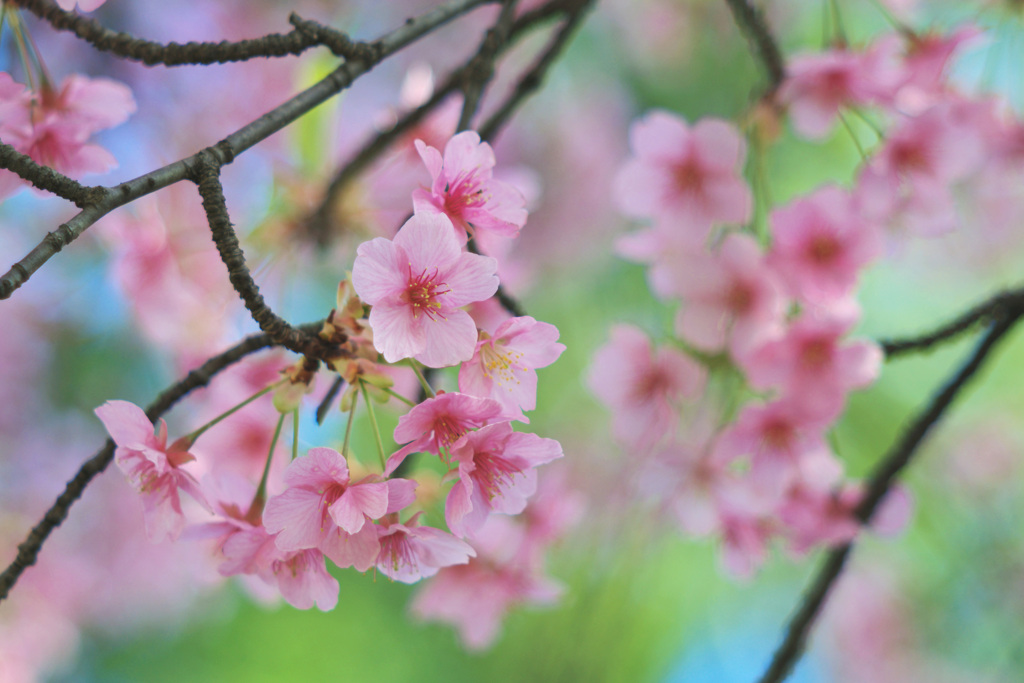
left=0, top=323, right=324, bottom=603
left=723, top=0, right=786, bottom=95
left=315, top=376, right=346, bottom=425
left=478, top=0, right=594, bottom=142
left=193, top=157, right=336, bottom=360
left=0, top=0, right=497, bottom=300
left=756, top=307, right=1024, bottom=683
left=0, top=139, right=106, bottom=206
left=10, top=0, right=377, bottom=65
left=303, top=0, right=579, bottom=244
left=456, top=0, right=521, bottom=132
left=882, top=286, right=1024, bottom=358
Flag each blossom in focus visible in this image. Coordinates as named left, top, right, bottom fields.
left=413, top=130, right=528, bottom=242
left=614, top=110, right=751, bottom=234
left=94, top=400, right=211, bottom=542
left=385, top=392, right=506, bottom=475
left=458, top=316, right=566, bottom=421
left=351, top=212, right=499, bottom=367
left=262, top=447, right=417, bottom=572
left=375, top=513, right=476, bottom=583
left=445, top=422, right=563, bottom=537
left=220, top=526, right=339, bottom=611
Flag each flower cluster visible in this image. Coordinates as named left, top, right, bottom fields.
left=587, top=23, right=993, bottom=578
left=95, top=130, right=568, bottom=647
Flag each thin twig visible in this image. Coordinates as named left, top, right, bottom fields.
left=316, top=376, right=345, bottom=425
left=723, top=0, right=786, bottom=95
left=456, top=0, right=521, bottom=132
left=0, top=0, right=497, bottom=300
left=0, top=139, right=105, bottom=205
left=303, top=0, right=574, bottom=243
left=9, top=0, right=464, bottom=65
left=0, top=322, right=323, bottom=603
left=478, top=0, right=594, bottom=141
left=881, top=287, right=1024, bottom=358
left=756, top=308, right=1024, bottom=683
left=193, top=158, right=335, bottom=359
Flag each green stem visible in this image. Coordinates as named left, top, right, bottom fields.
left=10, top=13, right=37, bottom=93
left=248, top=412, right=286, bottom=517
left=361, top=380, right=388, bottom=470
left=291, top=408, right=299, bottom=460
left=341, top=388, right=358, bottom=458
left=383, top=386, right=416, bottom=407
left=408, top=361, right=436, bottom=398
left=186, top=380, right=283, bottom=444
left=838, top=112, right=868, bottom=162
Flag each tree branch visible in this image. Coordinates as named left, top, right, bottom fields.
left=478, top=0, right=594, bottom=142
left=0, top=322, right=323, bottom=604
left=756, top=307, right=1024, bottom=683
left=881, top=286, right=1024, bottom=358
left=9, top=0, right=486, bottom=65
left=0, top=0, right=498, bottom=301
left=0, top=139, right=106, bottom=206
left=456, top=0, right=521, bottom=132
left=722, top=0, right=785, bottom=95
left=302, top=0, right=576, bottom=244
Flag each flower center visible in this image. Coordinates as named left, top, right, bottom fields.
left=672, top=158, right=704, bottom=195
left=480, top=342, right=527, bottom=388
left=807, top=232, right=841, bottom=265
left=473, top=451, right=521, bottom=502
left=725, top=282, right=755, bottom=315
left=444, top=171, right=488, bottom=218
left=402, top=265, right=451, bottom=321
left=800, top=338, right=833, bottom=370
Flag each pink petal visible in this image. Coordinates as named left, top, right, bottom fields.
left=441, top=252, right=499, bottom=307
left=415, top=308, right=479, bottom=367
left=94, top=400, right=154, bottom=448
left=262, top=488, right=325, bottom=551
left=352, top=237, right=405, bottom=305
left=393, top=212, right=462, bottom=271
left=368, top=299, right=427, bottom=363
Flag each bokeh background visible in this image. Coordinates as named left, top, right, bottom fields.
left=2, top=0, right=1024, bottom=681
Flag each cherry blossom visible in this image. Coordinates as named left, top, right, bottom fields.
left=614, top=110, right=752, bottom=232
left=458, top=316, right=566, bottom=421
left=588, top=324, right=706, bottom=449
left=351, top=212, right=499, bottom=367
left=767, top=184, right=883, bottom=305
left=672, top=232, right=786, bottom=356
left=412, top=130, right=528, bottom=242
left=778, top=43, right=899, bottom=139
left=94, top=400, right=211, bottom=542
left=385, top=391, right=506, bottom=474
left=262, top=447, right=416, bottom=572
left=375, top=513, right=475, bottom=583
left=742, top=311, right=882, bottom=422
left=445, top=422, right=563, bottom=537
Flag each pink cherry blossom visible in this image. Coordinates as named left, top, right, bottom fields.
left=778, top=43, right=900, bottom=139
left=385, top=391, right=506, bottom=475
left=262, top=447, right=416, bottom=572
left=742, top=311, right=882, bottom=422
left=351, top=212, right=499, bottom=367
left=672, top=232, right=786, bottom=356
left=615, top=219, right=702, bottom=301
left=445, top=422, right=563, bottom=537
left=0, top=74, right=134, bottom=194
left=375, top=513, right=475, bottom=583
left=220, top=526, right=339, bottom=611
left=614, top=110, right=752, bottom=231
left=779, top=482, right=861, bottom=556
left=412, top=130, right=528, bottom=242
left=458, top=316, right=565, bottom=421
left=767, top=184, right=883, bottom=305
left=587, top=324, right=706, bottom=449
left=713, top=398, right=842, bottom=496
left=94, top=400, right=211, bottom=542
left=411, top=515, right=562, bottom=649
